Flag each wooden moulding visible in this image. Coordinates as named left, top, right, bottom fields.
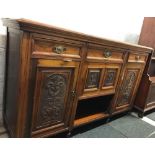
left=2, top=18, right=153, bottom=53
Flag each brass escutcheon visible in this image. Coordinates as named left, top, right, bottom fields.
left=104, top=49, right=112, bottom=58
left=53, top=45, right=66, bottom=54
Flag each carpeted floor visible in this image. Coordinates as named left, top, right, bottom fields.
left=1, top=112, right=155, bottom=138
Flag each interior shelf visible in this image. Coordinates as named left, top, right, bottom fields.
left=74, top=95, right=113, bottom=127
left=74, top=112, right=109, bottom=127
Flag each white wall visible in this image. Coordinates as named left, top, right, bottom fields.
left=0, top=0, right=155, bottom=44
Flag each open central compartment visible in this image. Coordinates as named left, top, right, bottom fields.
left=74, top=95, right=113, bottom=127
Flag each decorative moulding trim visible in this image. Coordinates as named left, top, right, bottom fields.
left=2, top=18, right=153, bottom=53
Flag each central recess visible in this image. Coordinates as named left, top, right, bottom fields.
left=74, top=95, right=113, bottom=127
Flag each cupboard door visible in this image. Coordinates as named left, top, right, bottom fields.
left=114, top=63, right=144, bottom=112
left=85, top=69, right=101, bottom=90
left=101, top=64, right=121, bottom=92
left=31, top=59, right=79, bottom=137
left=79, top=62, right=121, bottom=99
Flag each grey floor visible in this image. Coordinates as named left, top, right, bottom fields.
left=1, top=112, right=155, bottom=138
left=72, top=112, right=155, bottom=138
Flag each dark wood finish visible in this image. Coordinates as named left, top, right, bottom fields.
left=137, top=17, right=155, bottom=50
left=134, top=17, right=155, bottom=116
left=3, top=29, right=22, bottom=137
left=31, top=59, right=79, bottom=137
left=2, top=18, right=152, bottom=137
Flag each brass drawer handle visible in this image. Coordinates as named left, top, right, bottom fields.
left=104, top=49, right=112, bottom=58
left=135, top=55, right=140, bottom=61
left=53, top=45, right=66, bottom=54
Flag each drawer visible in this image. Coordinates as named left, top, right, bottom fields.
left=87, top=48, right=123, bottom=63
left=128, top=53, right=147, bottom=63
left=31, top=35, right=82, bottom=59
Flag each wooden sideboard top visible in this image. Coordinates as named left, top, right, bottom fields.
left=2, top=18, right=153, bottom=52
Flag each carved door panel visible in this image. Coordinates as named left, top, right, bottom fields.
left=79, top=62, right=121, bottom=99
left=114, top=63, right=144, bottom=112
left=101, top=64, right=121, bottom=93
left=31, top=59, right=79, bottom=137
left=79, top=62, right=104, bottom=99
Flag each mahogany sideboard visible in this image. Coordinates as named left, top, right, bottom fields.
left=2, top=18, right=153, bottom=137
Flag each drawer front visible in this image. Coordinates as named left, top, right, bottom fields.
left=31, top=34, right=82, bottom=59
left=87, top=48, right=124, bottom=63
left=128, top=53, right=147, bottom=63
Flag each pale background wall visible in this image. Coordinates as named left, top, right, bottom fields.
left=0, top=0, right=155, bottom=126
left=0, top=0, right=155, bottom=43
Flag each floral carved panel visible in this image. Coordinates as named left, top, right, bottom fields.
left=35, top=71, right=71, bottom=129
left=117, top=69, right=139, bottom=106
